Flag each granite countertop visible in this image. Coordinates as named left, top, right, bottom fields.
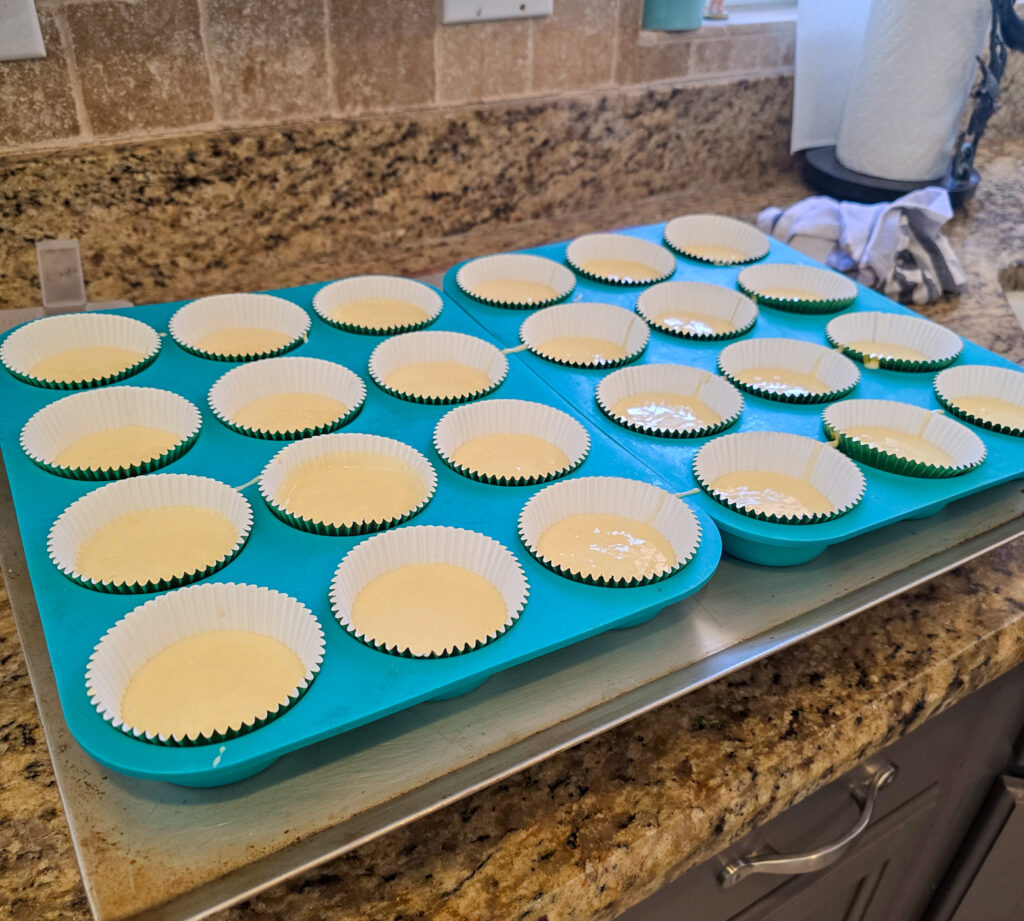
left=1, top=140, right=1022, bottom=921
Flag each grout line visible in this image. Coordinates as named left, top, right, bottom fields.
left=323, top=0, right=340, bottom=115
left=51, top=5, right=93, bottom=139
left=525, top=13, right=534, bottom=93
left=195, top=0, right=224, bottom=122
left=610, top=0, right=622, bottom=84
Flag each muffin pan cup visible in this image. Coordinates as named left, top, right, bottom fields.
left=825, top=311, right=963, bottom=371
left=566, top=234, right=676, bottom=286
left=737, top=263, right=858, bottom=314
left=663, top=214, right=770, bottom=266
left=717, top=337, right=861, bottom=404
left=455, top=254, right=576, bottom=309
left=933, top=365, right=1024, bottom=437
left=519, top=302, right=650, bottom=369
left=636, top=281, right=758, bottom=341
left=312, top=275, right=443, bottom=335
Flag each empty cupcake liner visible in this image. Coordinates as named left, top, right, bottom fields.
left=86, top=582, right=325, bottom=746
left=455, top=254, right=576, bottom=309
left=169, top=293, right=311, bottom=362
left=635, top=281, right=758, bottom=341
left=330, top=525, right=529, bottom=658
left=20, top=386, right=202, bottom=481
left=933, top=364, right=1024, bottom=437
left=717, top=337, right=861, bottom=404
left=259, top=432, right=437, bottom=535
left=518, top=476, right=702, bottom=587
left=208, top=356, right=366, bottom=440
left=663, top=214, right=770, bottom=266
left=822, top=399, right=986, bottom=478
left=693, top=431, right=866, bottom=525
left=519, top=302, right=650, bottom=369
left=565, top=234, right=676, bottom=286
left=368, top=330, right=509, bottom=404
left=596, top=364, right=743, bottom=438
left=434, top=398, right=591, bottom=486
left=48, top=473, right=253, bottom=594
left=311, top=275, right=443, bottom=335
left=825, top=311, right=963, bottom=371
left=737, top=263, right=858, bottom=313
left=0, top=313, right=161, bottom=390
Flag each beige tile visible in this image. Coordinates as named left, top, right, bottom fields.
left=328, top=0, right=435, bottom=114
left=437, top=20, right=531, bottom=103
left=0, top=9, right=80, bottom=149
left=690, top=35, right=762, bottom=76
left=615, top=0, right=695, bottom=85
left=759, top=30, right=796, bottom=70
left=532, top=0, right=617, bottom=93
left=66, top=0, right=213, bottom=135
left=207, top=0, right=329, bottom=122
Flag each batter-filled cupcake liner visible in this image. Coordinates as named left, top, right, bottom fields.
left=0, top=313, right=161, bottom=390
left=259, top=432, right=437, bottom=536
left=663, top=214, right=770, bottom=266
left=20, top=386, right=202, bottom=480
left=169, top=293, right=311, bottom=362
left=208, top=356, right=366, bottom=441
left=48, top=473, right=253, bottom=594
left=519, top=302, right=650, bottom=369
left=518, top=476, right=702, bottom=587
left=368, top=330, right=509, bottom=404
left=635, top=281, right=758, bottom=341
left=825, top=311, right=963, bottom=371
left=330, top=525, right=529, bottom=658
left=311, top=275, right=443, bottom=335
left=86, top=582, right=324, bottom=746
left=433, top=398, right=590, bottom=486
left=596, top=364, right=743, bottom=438
left=717, top=337, right=861, bottom=404
left=933, top=364, right=1024, bottom=437
left=822, top=399, right=986, bottom=478
left=455, top=254, right=576, bottom=309
left=693, top=431, right=865, bottom=525
left=565, top=234, right=676, bottom=286
left=737, top=263, right=857, bottom=313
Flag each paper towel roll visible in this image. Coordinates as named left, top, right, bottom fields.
left=836, top=0, right=990, bottom=181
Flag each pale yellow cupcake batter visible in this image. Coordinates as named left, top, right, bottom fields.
left=681, top=243, right=748, bottom=264
left=847, top=340, right=929, bottom=362
left=451, top=433, right=569, bottom=479
left=610, top=391, right=720, bottom=433
left=330, top=297, right=428, bottom=330
left=385, top=361, right=491, bottom=399
left=350, top=563, right=508, bottom=656
left=758, top=287, right=823, bottom=301
left=953, top=395, right=1024, bottom=430
left=582, top=259, right=661, bottom=283
left=711, top=471, right=834, bottom=518
left=655, top=310, right=734, bottom=337
left=231, top=392, right=348, bottom=434
left=31, top=347, right=144, bottom=383
left=196, top=327, right=293, bottom=357
left=844, top=425, right=954, bottom=467
left=55, top=425, right=181, bottom=470
left=76, top=506, right=240, bottom=585
left=276, top=451, right=428, bottom=527
left=471, top=280, right=559, bottom=304
left=120, top=631, right=305, bottom=739
left=540, top=336, right=628, bottom=365
left=736, top=366, right=827, bottom=397
left=537, top=512, right=676, bottom=581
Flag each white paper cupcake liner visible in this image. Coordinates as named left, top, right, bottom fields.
left=565, top=234, right=676, bottom=286
left=0, top=313, right=161, bottom=389
left=822, top=399, right=986, bottom=478
left=86, top=582, right=325, bottom=746
left=717, top=337, right=861, bottom=404
left=596, top=364, right=743, bottom=438
left=368, top=330, right=509, bottom=404
left=826, top=311, right=963, bottom=371
left=169, top=293, right=311, bottom=362
left=519, top=302, right=650, bottom=368
left=259, top=432, right=437, bottom=535
left=693, top=431, right=866, bottom=524
left=433, top=398, right=591, bottom=486
left=20, top=386, right=202, bottom=480
left=456, top=254, right=576, bottom=309
left=663, top=214, right=770, bottom=266
left=635, top=281, right=758, bottom=341
left=737, top=263, right=857, bottom=313
left=330, top=525, right=529, bottom=658
left=311, top=276, right=443, bottom=335
left=518, top=476, right=702, bottom=587
left=208, top=356, right=366, bottom=440
left=933, top=364, right=1024, bottom=437
left=48, top=474, right=253, bottom=593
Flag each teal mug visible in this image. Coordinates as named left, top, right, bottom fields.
left=642, top=0, right=705, bottom=31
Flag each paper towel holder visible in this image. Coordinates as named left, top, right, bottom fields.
left=802, top=0, right=1023, bottom=210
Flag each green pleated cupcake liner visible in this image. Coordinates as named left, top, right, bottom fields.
left=318, top=314, right=440, bottom=336
left=369, top=368, right=507, bottom=405
left=566, top=260, right=674, bottom=288
left=529, top=341, right=648, bottom=370
left=822, top=421, right=982, bottom=479
left=434, top=444, right=587, bottom=487
left=211, top=400, right=364, bottom=441
left=455, top=275, right=572, bottom=310
left=261, top=493, right=433, bottom=536
left=4, top=348, right=160, bottom=391
left=664, top=239, right=766, bottom=267
left=662, top=215, right=771, bottom=267
left=718, top=365, right=858, bottom=405
left=934, top=390, right=1024, bottom=437
left=595, top=392, right=741, bottom=439
left=648, top=312, right=757, bottom=342
left=825, top=331, right=962, bottom=372
left=737, top=278, right=855, bottom=314
left=341, top=615, right=522, bottom=659
left=171, top=333, right=307, bottom=363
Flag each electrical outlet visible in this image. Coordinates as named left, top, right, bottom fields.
left=0, top=0, right=45, bottom=62
left=443, top=0, right=553, bottom=25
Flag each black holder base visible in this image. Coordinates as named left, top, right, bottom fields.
left=802, top=146, right=980, bottom=210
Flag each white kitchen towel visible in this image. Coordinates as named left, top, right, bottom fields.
left=757, top=188, right=966, bottom=306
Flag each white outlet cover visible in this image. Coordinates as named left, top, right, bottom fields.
left=0, top=0, right=45, bottom=62
left=443, top=0, right=553, bottom=25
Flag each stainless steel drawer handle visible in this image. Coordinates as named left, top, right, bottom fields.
left=718, top=760, right=897, bottom=888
